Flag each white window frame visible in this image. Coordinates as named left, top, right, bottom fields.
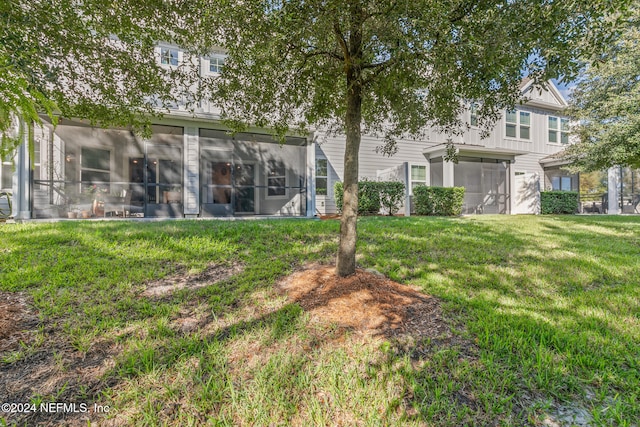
left=158, top=46, right=181, bottom=67
left=505, top=110, right=531, bottom=141
left=266, top=160, right=287, bottom=199
left=409, top=164, right=427, bottom=195
left=208, top=54, right=226, bottom=74
left=548, top=116, right=570, bottom=145
left=315, top=158, right=328, bottom=196
left=469, top=103, right=479, bottom=127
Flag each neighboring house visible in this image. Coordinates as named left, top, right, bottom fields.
left=5, top=45, right=578, bottom=219
left=316, top=79, right=572, bottom=216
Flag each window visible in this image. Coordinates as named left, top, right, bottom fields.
left=549, top=116, right=570, bottom=144
left=470, top=103, right=478, bottom=127
left=552, top=176, right=572, bottom=191
left=1, top=158, right=11, bottom=190
left=81, top=147, right=110, bottom=190
left=267, top=160, right=286, bottom=197
left=160, top=47, right=179, bottom=66
left=316, top=158, right=328, bottom=195
left=410, top=165, right=427, bottom=194
left=506, top=110, right=530, bottom=140
left=209, top=54, right=226, bottom=73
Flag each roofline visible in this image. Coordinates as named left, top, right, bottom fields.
left=520, top=79, right=568, bottom=109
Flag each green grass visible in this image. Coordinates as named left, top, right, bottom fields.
left=1, top=216, right=639, bottom=426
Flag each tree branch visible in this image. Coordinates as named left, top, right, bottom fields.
left=333, top=21, right=350, bottom=63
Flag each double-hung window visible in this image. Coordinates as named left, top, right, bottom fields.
left=410, top=165, right=427, bottom=194
left=548, top=116, right=570, bottom=144
left=506, top=110, right=530, bottom=140
left=315, top=158, right=328, bottom=195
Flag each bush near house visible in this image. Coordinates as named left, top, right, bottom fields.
left=541, top=191, right=580, bottom=214
left=378, top=181, right=405, bottom=215
left=414, top=186, right=465, bottom=216
left=334, top=180, right=406, bottom=215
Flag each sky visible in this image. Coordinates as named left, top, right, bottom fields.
left=552, top=79, right=575, bottom=102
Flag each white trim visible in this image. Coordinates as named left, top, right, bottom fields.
left=505, top=109, right=531, bottom=141
left=315, top=157, right=329, bottom=197
left=156, top=45, right=182, bottom=68
left=547, top=115, right=570, bottom=145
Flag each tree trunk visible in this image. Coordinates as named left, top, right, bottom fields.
left=336, top=3, right=363, bottom=277
left=336, top=78, right=362, bottom=277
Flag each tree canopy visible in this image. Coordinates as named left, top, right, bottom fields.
left=201, top=0, right=629, bottom=275
left=565, top=5, right=640, bottom=171
left=0, top=0, right=201, bottom=158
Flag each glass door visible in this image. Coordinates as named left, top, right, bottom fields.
left=201, top=150, right=233, bottom=216
left=200, top=151, right=257, bottom=216
left=145, top=143, right=182, bottom=217
left=234, top=163, right=256, bottom=214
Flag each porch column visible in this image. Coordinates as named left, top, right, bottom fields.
left=306, top=135, right=316, bottom=217
left=13, top=129, right=32, bottom=219
left=183, top=126, right=200, bottom=217
left=442, top=159, right=455, bottom=187
left=509, top=162, right=517, bottom=215
left=404, top=162, right=411, bottom=217
left=607, top=166, right=620, bottom=215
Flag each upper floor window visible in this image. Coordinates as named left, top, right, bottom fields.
left=548, top=116, right=569, bottom=144
left=160, top=47, right=179, bottom=66
left=316, top=158, right=328, bottom=195
left=506, top=110, right=530, bottom=140
left=209, top=54, right=226, bottom=74
left=470, top=103, right=478, bottom=127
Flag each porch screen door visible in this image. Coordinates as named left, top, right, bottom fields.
left=145, top=143, right=183, bottom=217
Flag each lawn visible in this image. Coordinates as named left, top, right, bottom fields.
left=0, top=215, right=639, bottom=426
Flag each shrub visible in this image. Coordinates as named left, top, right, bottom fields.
left=541, top=191, right=579, bottom=214
left=413, top=186, right=465, bottom=216
left=378, top=181, right=406, bottom=215
left=334, top=180, right=388, bottom=215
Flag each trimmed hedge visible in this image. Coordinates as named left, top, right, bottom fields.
left=541, top=191, right=579, bottom=214
left=334, top=180, right=406, bottom=215
left=413, top=186, right=465, bottom=216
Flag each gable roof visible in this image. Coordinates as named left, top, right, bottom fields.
left=520, top=79, right=568, bottom=111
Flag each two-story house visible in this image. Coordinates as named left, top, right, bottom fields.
left=3, top=46, right=576, bottom=220
left=315, top=79, right=574, bottom=216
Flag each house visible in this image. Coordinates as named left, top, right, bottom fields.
left=315, top=79, right=574, bottom=216
left=2, top=45, right=583, bottom=219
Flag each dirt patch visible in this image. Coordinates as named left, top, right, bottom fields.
left=319, top=214, right=341, bottom=220
left=277, top=264, right=452, bottom=343
left=142, top=262, right=244, bottom=298
left=1, top=292, right=119, bottom=426
left=0, top=291, right=39, bottom=353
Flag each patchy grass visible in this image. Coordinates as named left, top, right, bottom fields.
left=0, top=215, right=639, bottom=426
